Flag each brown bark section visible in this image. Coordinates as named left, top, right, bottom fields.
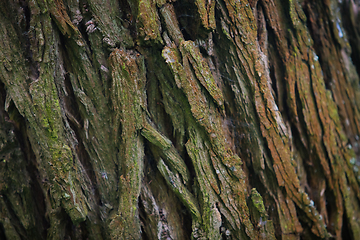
left=0, top=0, right=360, bottom=239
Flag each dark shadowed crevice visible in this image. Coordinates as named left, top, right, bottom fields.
left=0, top=222, right=6, bottom=240
left=138, top=199, right=149, bottom=240
left=143, top=141, right=158, bottom=175
left=302, top=1, right=334, bottom=90
left=19, top=0, right=30, bottom=31
left=268, top=51, right=279, bottom=106
left=1, top=81, right=48, bottom=239
left=266, top=27, right=283, bottom=111
left=341, top=211, right=351, bottom=240
left=218, top=209, right=233, bottom=240
left=325, top=188, right=338, bottom=237
left=120, top=0, right=137, bottom=40
left=144, top=52, right=177, bottom=144
left=139, top=149, right=157, bottom=240
left=182, top=149, right=197, bottom=195
left=297, top=218, right=322, bottom=240
left=78, top=0, right=92, bottom=37
left=28, top=158, right=50, bottom=239
left=63, top=207, right=86, bottom=239
left=293, top=203, right=322, bottom=240
left=17, top=0, right=32, bottom=58
left=173, top=0, right=204, bottom=41
left=294, top=81, right=311, bottom=152
left=80, top=221, right=89, bottom=240
left=213, top=18, right=262, bottom=165
left=1, top=194, right=27, bottom=239
left=213, top=5, right=257, bottom=99
left=223, top=96, right=241, bottom=158
left=255, top=2, right=265, bottom=46
left=63, top=72, right=83, bottom=129
left=342, top=13, right=360, bottom=78
left=75, top=139, right=102, bottom=203
left=304, top=149, right=326, bottom=202
left=181, top=203, right=193, bottom=239
left=304, top=2, right=360, bottom=163
left=340, top=1, right=360, bottom=75
left=264, top=172, right=282, bottom=240
left=290, top=122, right=309, bottom=174
left=57, top=26, right=105, bottom=210
left=144, top=50, right=198, bottom=190
left=156, top=96, right=176, bottom=145
left=17, top=0, right=41, bottom=85
left=63, top=73, right=103, bottom=208
left=141, top=148, right=193, bottom=239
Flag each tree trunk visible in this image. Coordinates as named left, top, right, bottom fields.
left=1, top=0, right=360, bottom=239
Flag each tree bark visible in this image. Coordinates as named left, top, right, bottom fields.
left=1, top=0, right=360, bottom=239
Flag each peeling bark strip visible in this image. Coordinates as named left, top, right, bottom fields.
left=1, top=0, right=360, bottom=239
left=108, top=48, right=145, bottom=238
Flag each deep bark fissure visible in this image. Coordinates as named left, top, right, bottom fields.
left=2, top=194, right=28, bottom=239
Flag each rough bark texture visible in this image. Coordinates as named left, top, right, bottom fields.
left=1, top=0, right=360, bottom=239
